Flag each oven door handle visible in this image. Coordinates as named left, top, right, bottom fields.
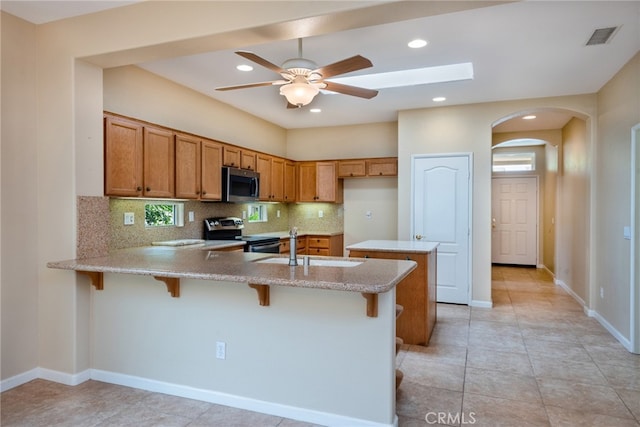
left=249, top=242, right=281, bottom=253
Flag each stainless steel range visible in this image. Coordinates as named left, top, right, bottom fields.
left=203, top=217, right=281, bottom=253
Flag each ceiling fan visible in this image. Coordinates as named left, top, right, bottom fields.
left=216, top=39, right=378, bottom=108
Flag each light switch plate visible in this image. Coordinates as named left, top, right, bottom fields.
left=624, top=226, right=631, bottom=240
left=124, top=212, right=134, bottom=225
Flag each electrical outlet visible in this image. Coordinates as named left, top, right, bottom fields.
left=242, top=211, right=247, bottom=219
left=188, top=211, right=195, bottom=222
left=277, top=210, right=281, bottom=218
left=124, top=212, right=134, bottom=225
left=318, top=210, right=324, bottom=218
left=600, top=287, right=604, bottom=299
left=216, top=341, right=226, bottom=360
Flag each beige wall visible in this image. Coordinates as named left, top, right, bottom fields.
left=544, top=143, right=558, bottom=273
left=557, top=118, right=590, bottom=303
left=1, top=12, right=40, bottom=380
left=104, top=66, right=287, bottom=157
left=595, top=52, right=640, bottom=338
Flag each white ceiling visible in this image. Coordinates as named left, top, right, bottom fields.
left=3, top=1, right=640, bottom=133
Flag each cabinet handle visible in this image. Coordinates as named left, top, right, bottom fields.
left=146, top=187, right=151, bottom=192
left=405, top=256, right=412, bottom=261
left=202, top=190, right=206, bottom=195
left=136, top=186, right=142, bottom=192
left=364, top=255, right=369, bottom=258
left=379, top=172, right=383, bottom=175
left=415, top=234, right=423, bottom=240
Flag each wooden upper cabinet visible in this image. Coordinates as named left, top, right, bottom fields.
left=104, top=116, right=143, bottom=197
left=143, top=126, right=175, bottom=198
left=297, top=162, right=317, bottom=202
left=271, top=157, right=285, bottom=202
left=338, top=160, right=366, bottom=177
left=104, top=116, right=175, bottom=198
left=200, top=139, right=223, bottom=200
left=297, top=161, right=343, bottom=203
left=175, top=133, right=201, bottom=199
left=241, top=150, right=257, bottom=171
left=284, top=161, right=296, bottom=203
left=366, top=157, right=398, bottom=176
left=223, top=146, right=241, bottom=168
left=175, top=134, right=222, bottom=201
left=256, top=153, right=272, bottom=201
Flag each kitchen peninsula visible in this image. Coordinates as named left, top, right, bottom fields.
left=47, top=247, right=416, bottom=426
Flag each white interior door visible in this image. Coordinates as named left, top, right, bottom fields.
left=491, top=177, right=538, bottom=266
left=413, top=154, right=471, bottom=304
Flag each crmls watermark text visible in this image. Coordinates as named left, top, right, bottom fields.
left=425, top=412, right=477, bottom=425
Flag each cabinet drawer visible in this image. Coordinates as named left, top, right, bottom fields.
left=307, top=237, right=330, bottom=248
left=308, top=248, right=330, bottom=256
left=279, top=239, right=290, bottom=253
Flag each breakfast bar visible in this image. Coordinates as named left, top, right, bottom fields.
left=47, top=247, right=416, bottom=426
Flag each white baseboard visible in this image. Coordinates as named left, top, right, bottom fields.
left=470, top=300, right=493, bottom=308
left=555, top=279, right=633, bottom=352
left=39, top=367, right=91, bottom=386
left=1, top=367, right=92, bottom=392
left=590, top=311, right=633, bottom=352
left=2, top=366, right=394, bottom=427
left=0, top=368, right=39, bottom=392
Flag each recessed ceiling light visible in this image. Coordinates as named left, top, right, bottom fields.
left=408, top=39, right=428, bottom=49
left=236, top=64, right=253, bottom=72
left=523, top=115, right=536, bottom=120
left=310, top=108, right=321, bottom=113
left=433, top=97, right=446, bottom=102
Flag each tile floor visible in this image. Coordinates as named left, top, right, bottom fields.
left=2, top=266, right=639, bottom=426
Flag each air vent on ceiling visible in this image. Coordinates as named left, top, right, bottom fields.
left=586, top=26, right=618, bottom=46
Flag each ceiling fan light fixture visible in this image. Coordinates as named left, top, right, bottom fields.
left=236, top=64, right=253, bottom=72
left=280, top=82, right=319, bottom=107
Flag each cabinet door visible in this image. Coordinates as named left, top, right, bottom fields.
left=223, top=146, right=241, bottom=168
left=143, top=126, right=175, bottom=198
left=284, top=161, right=297, bottom=202
left=104, top=116, right=143, bottom=197
left=271, top=157, right=285, bottom=202
left=256, top=154, right=272, bottom=201
left=175, top=134, right=201, bottom=199
left=297, top=162, right=317, bottom=202
left=316, top=161, right=342, bottom=202
left=201, top=139, right=223, bottom=200
left=241, top=150, right=257, bottom=171
left=367, top=158, right=398, bottom=176
left=338, top=160, right=366, bottom=177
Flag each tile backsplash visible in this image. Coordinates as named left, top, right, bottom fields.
left=107, top=198, right=343, bottom=250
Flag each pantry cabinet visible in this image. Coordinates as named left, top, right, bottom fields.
left=104, top=116, right=174, bottom=198
left=297, top=161, right=343, bottom=203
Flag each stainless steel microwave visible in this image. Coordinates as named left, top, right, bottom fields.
left=221, top=166, right=260, bottom=202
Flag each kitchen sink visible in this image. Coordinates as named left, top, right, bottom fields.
left=257, top=257, right=362, bottom=267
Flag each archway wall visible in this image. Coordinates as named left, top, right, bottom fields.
left=398, top=94, right=597, bottom=306
left=491, top=142, right=555, bottom=273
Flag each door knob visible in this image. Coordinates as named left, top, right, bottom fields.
left=492, top=218, right=496, bottom=229
left=415, top=234, right=423, bottom=240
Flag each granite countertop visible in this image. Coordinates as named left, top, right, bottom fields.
left=346, top=240, right=439, bottom=253
left=47, top=246, right=415, bottom=294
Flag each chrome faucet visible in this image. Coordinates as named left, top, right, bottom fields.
left=289, top=227, right=298, bottom=266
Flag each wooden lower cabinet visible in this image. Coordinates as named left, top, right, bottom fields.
left=348, top=248, right=437, bottom=346
left=279, top=234, right=343, bottom=256
left=307, top=234, right=344, bottom=257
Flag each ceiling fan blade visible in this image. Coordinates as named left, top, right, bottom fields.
left=235, top=51, right=286, bottom=74
left=216, top=80, right=286, bottom=91
left=322, top=81, right=378, bottom=99
left=314, top=55, right=373, bottom=79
